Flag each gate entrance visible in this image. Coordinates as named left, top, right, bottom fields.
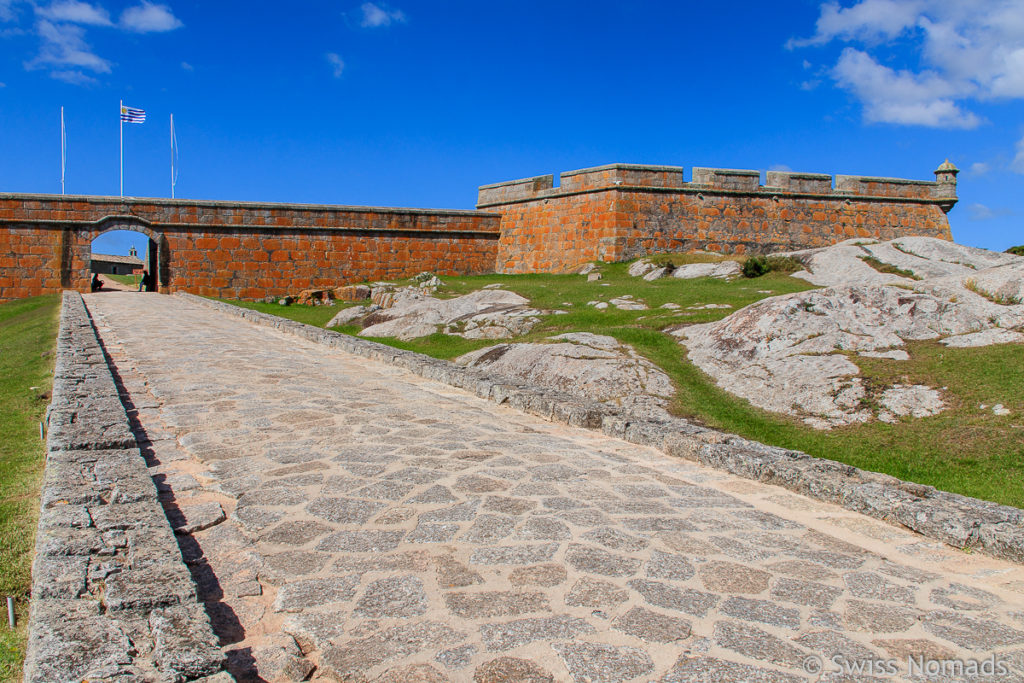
left=89, top=228, right=160, bottom=293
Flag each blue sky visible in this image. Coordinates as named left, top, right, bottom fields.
left=2, top=0, right=1022, bottom=257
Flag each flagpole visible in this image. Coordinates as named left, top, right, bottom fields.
left=119, top=99, right=123, bottom=198
left=170, top=113, right=175, bottom=199
left=60, top=106, right=66, bottom=195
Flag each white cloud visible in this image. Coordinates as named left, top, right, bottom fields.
left=791, top=0, right=923, bottom=47
left=180, top=60, right=193, bottom=71
left=360, top=2, right=405, bottom=28
left=969, top=161, right=991, bottom=175
left=793, top=0, right=1024, bottom=128
left=991, top=47, right=1024, bottom=98
left=1013, top=133, right=1024, bottom=173
left=0, top=0, right=20, bottom=22
left=832, top=48, right=981, bottom=128
left=326, top=52, right=344, bottom=78
left=50, top=68, right=97, bottom=85
left=36, top=1, right=112, bottom=26
left=6, top=0, right=183, bottom=85
left=26, top=19, right=110, bottom=73
left=968, top=203, right=1012, bottom=220
left=769, top=164, right=793, bottom=172
left=119, top=2, right=182, bottom=33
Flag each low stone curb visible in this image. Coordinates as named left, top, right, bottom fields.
left=24, top=291, right=225, bottom=683
left=183, top=292, right=1024, bottom=565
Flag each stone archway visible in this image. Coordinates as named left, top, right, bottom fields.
left=82, top=216, right=168, bottom=294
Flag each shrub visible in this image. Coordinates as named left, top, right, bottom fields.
left=742, top=256, right=769, bottom=278
left=764, top=255, right=804, bottom=274
left=742, top=254, right=803, bottom=278
left=1007, top=245, right=1024, bottom=256
left=650, top=259, right=677, bottom=274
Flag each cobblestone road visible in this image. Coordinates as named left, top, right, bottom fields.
left=86, top=292, right=1024, bottom=682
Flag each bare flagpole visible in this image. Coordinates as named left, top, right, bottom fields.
left=60, top=106, right=66, bottom=195
left=119, top=100, right=123, bottom=198
left=170, top=113, right=177, bottom=199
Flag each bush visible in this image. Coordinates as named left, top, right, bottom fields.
left=650, top=259, right=677, bottom=274
left=764, top=255, right=804, bottom=274
left=742, top=256, right=769, bottom=278
left=742, top=254, right=803, bottom=278
left=1007, top=245, right=1024, bottom=256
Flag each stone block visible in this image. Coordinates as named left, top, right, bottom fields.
left=149, top=605, right=226, bottom=680
left=104, top=564, right=196, bottom=611
left=23, top=600, right=134, bottom=683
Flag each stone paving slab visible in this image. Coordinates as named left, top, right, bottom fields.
left=86, top=292, right=1024, bottom=682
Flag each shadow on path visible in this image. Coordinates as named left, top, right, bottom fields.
left=92, top=319, right=261, bottom=680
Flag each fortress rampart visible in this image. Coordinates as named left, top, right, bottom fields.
left=0, top=195, right=501, bottom=301
left=478, top=163, right=958, bottom=273
left=0, top=161, right=957, bottom=301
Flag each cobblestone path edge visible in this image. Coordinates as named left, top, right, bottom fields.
left=24, top=291, right=226, bottom=682
left=181, top=292, right=1024, bottom=565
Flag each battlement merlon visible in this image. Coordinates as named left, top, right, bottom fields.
left=478, top=162, right=958, bottom=212
left=560, top=164, right=685, bottom=192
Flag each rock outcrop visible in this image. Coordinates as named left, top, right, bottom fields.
left=456, top=333, right=674, bottom=419
left=786, top=236, right=1020, bottom=288
left=327, top=305, right=373, bottom=328
left=674, top=237, right=1024, bottom=429
left=359, top=289, right=545, bottom=341
left=628, top=258, right=741, bottom=281
left=671, top=261, right=741, bottom=280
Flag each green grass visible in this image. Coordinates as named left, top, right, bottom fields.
left=218, top=257, right=1024, bottom=508
left=742, top=254, right=804, bottom=278
left=105, top=273, right=141, bottom=286
left=858, top=255, right=922, bottom=280
left=964, top=278, right=1024, bottom=306
left=218, top=298, right=346, bottom=327
left=0, top=295, right=59, bottom=680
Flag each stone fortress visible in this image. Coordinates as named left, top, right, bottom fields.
left=23, top=159, right=1024, bottom=682
left=0, top=161, right=957, bottom=302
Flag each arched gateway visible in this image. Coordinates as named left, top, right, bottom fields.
left=89, top=218, right=165, bottom=292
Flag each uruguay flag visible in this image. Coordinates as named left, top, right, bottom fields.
left=120, top=105, right=146, bottom=124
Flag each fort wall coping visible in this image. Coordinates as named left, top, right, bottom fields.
left=0, top=194, right=502, bottom=240
left=691, top=167, right=761, bottom=192
left=24, top=291, right=224, bottom=682
left=183, top=292, right=1024, bottom=565
left=477, top=163, right=955, bottom=207
left=0, top=193, right=499, bottom=218
left=477, top=181, right=956, bottom=206
left=765, top=171, right=834, bottom=194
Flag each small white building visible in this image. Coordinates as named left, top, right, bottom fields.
left=90, top=246, right=144, bottom=275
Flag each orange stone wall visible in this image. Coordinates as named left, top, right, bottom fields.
left=479, top=164, right=957, bottom=273
left=0, top=224, right=68, bottom=300
left=0, top=163, right=960, bottom=301
left=159, top=227, right=497, bottom=300
left=0, top=194, right=500, bottom=302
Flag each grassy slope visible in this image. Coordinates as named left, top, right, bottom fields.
left=222, top=299, right=342, bottom=327
left=220, top=258, right=1024, bottom=508
left=0, top=296, right=59, bottom=680
left=105, top=273, right=141, bottom=286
